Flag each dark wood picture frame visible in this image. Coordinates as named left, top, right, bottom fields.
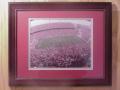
left=9, top=2, right=112, bottom=86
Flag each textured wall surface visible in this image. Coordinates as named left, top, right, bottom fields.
left=0, top=0, right=120, bottom=90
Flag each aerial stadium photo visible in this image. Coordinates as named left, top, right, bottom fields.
left=28, top=18, right=93, bottom=70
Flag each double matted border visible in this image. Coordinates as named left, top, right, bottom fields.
left=9, top=2, right=112, bottom=86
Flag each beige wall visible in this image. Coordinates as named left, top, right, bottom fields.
left=0, top=0, right=120, bottom=90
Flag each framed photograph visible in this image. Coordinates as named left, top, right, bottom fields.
left=9, top=2, right=112, bottom=86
